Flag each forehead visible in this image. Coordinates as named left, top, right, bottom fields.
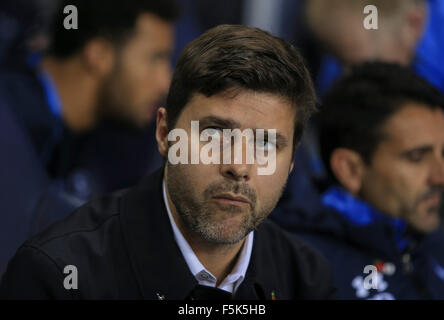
left=381, top=103, right=444, bottom=150
left=179, top=90, right=295, bottom=131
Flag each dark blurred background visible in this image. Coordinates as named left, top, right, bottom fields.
left=1, top=0, right=443, bottom=290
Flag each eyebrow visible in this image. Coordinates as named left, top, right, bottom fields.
left=198, top=116, right=289, bottom=147
left=401, top=145, right=434, bottom=157
left=151, top=50, right=171, bottom=59
left=199, top=116, right=240, bottom=129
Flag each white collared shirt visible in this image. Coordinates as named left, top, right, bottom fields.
left=163, top=180, right=254, bottom=294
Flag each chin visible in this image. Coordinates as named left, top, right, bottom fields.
left=413, top=217, right=440, bottom=234
left=203, top=215, right=251, bottom=244
left=208, top=230, right=248, bottom=245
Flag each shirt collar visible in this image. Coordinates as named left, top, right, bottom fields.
left=162, top=179, right=254, bottom=294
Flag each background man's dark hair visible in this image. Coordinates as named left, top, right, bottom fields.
left=166, top=24, right=317, bottom=149
left=319, top=62, right=444, bottom=184
left=48, top=0, right=179, bottom=58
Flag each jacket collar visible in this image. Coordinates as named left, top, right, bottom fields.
left=234, top=229, right=271, bottom=300
left=321, top=187, right=411, bottom=256
left=119, top=167, right=270, bottom=300
left=120, top=167, right=197, bottom=299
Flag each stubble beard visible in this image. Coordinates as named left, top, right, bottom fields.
left=166, top=163, right=283, bottom=245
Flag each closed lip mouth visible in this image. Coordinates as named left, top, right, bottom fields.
left=425, top=194, right=440, bottom=204
left=213, top=193, right=250, bottom=204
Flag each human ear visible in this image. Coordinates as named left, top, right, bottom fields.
left=156, top=107, right=169, bottom=158
left=330, top=148, right=366, bottom=195
left=289, top=160, right=295, bottom=174
left=82, top=38, right=115, bottom=77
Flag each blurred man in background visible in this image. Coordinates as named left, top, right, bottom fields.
left=0, top=0, right=178, bottom=277
left=306, top=0, right=444, bottom=92
left=307, top=0, right=426, bottom=66
left=270, top=0, right=443, bottom=232
left=286, top=62, right=444, bottom=299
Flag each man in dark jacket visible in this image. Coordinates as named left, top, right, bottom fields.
left=0, top=24, right=335, bottom=299
left=283, top=62, right=444, bottom=299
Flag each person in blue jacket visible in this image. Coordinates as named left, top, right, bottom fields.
left=307, top=0, right=444, bottom=94
left=271, top=0, right=443, bottom=230
left=287, top=62, right=444, bottom=299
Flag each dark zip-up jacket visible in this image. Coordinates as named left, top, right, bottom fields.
left=277, top=187, right=444, bottom=299
left=0, top=168, right=336, bottom=300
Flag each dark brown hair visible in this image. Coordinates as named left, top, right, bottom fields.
left=166, top=24, right=317, bottom=147
left=319, top=62, right=444, bottom=184
left=48, top=0, right=179, bottom=58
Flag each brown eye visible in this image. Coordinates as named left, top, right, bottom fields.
left=405, top=150, right=425, bottom=163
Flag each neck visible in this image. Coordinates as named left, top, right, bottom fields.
left=164, top=175, right=245, bottom=285
left=188, top=231, right=245, bottom=286
left=41, top=56, right=100, bottom=132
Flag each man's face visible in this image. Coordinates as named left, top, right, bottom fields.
left=360, top=104, right=444, bottom=233
left=100, top=13, right=174, bottom=127
left=165, top=90, right=296, bottom=245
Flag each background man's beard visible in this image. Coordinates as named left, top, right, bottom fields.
left=97, top=86, right=132, bottom=128
left=410, top=188, right=443, bottom=215
left=96, top=69, right=145, bottom=129
left=166, top=164, right=282, bottom=245
left=402, top=189, right=444, bottom=233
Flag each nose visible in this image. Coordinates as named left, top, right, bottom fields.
left=429, top=155, right=444, bottom=186
left=220, top=162, right=252, bottom=182
left=219, top=136, right=253, bottom=182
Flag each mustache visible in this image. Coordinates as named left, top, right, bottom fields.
left=204, top=180, right=257, bottom=205
left=418, top=187, right=444, bottom=203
